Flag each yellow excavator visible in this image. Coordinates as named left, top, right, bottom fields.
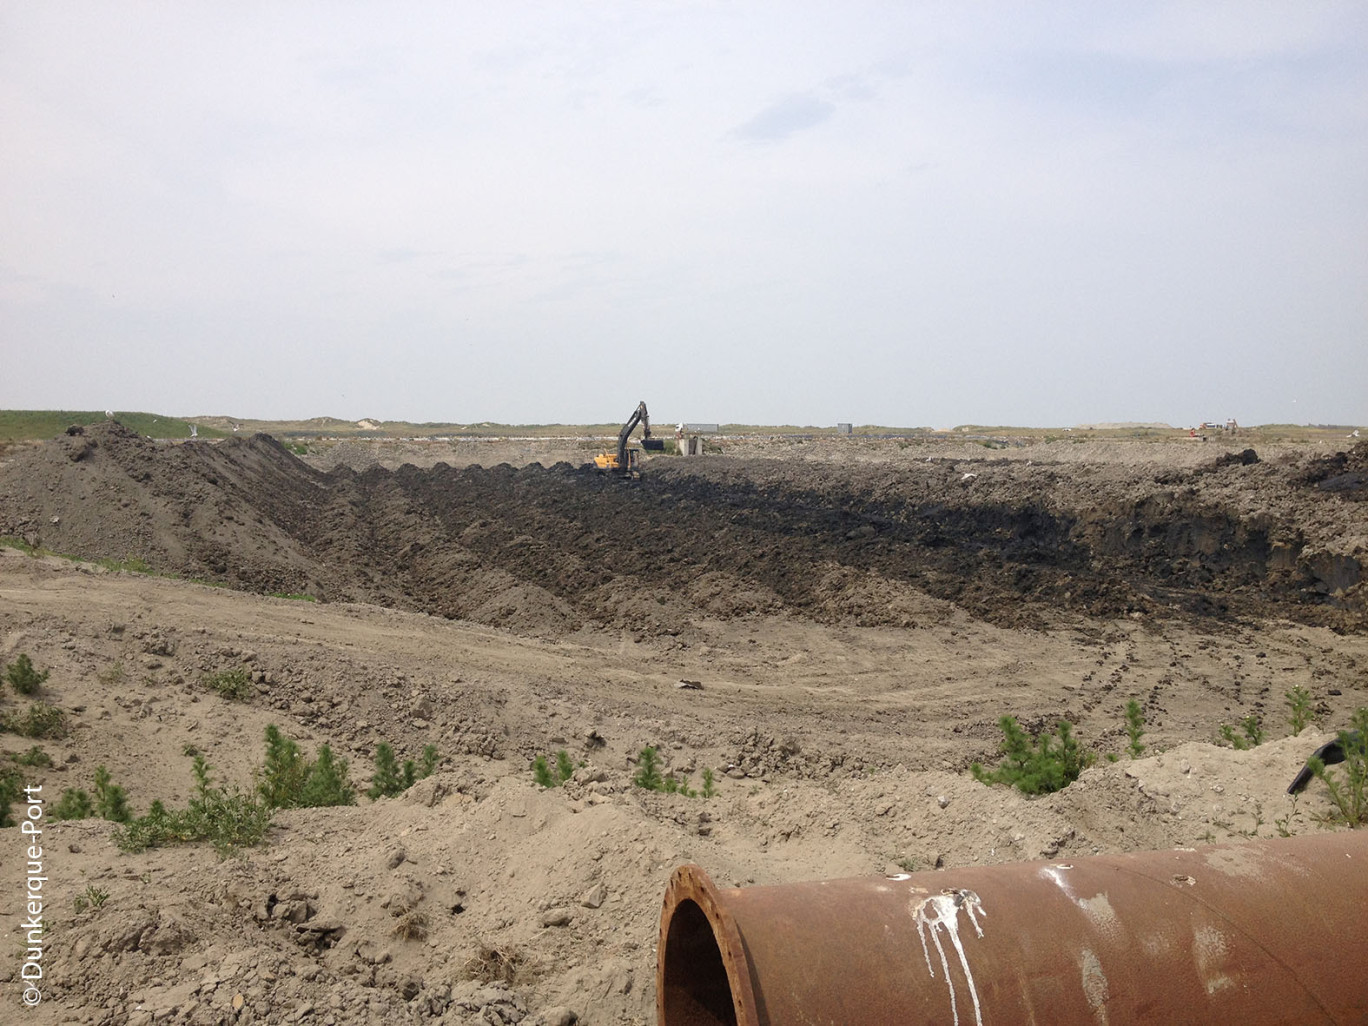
left=595, top=401, right=665, bottom=478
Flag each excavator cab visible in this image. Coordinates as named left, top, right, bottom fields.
left=595, top=401, right=664, bottom=479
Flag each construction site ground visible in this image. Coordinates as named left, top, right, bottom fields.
left=0, top=422, right=1365, bottom=1025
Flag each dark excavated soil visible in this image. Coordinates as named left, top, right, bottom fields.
left=0, top=422, right=1364, bottom=635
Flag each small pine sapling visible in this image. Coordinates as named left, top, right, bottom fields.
left=633, top=746, right=663, bottom=791
left=555, top=749, right=574, bottom=784
left=1125, top=699, right=1146, bottom=758
left=532, top=755, right=554, bottom=789
left=5, top=654, right=49, bottom=696
left=702, top=768, right=717, bottom=798
left=1219, top=715, right=1264, bottom=751
left=94, top=765, right=132, bottom=822
left=369, top=743, right=405, bottom=799
left=971, top=716, right=1095, bottom=795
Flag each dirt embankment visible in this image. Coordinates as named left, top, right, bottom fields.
left=0, top=422, right=1364, bottom=635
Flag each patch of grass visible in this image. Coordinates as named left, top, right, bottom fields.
left=98, top=662, right=127, bottom=686
left=971, top=716, right=1095, bottom=795
left=391, top=906, right=430, bottom=941
left=1219, top=715, right=1264, bottom=750
left=4, top=702, right=68, bottom=739
left=114, top=754, right=271, bottom=858
left=1307, top=709, right=1368, bottom=829
left=74, top=884, right=110, bottom=914
left=268, top=592, right=316, bottom=602
left=0, top=536, right=40, bottom=556
left=202, top=667, right=253, bottom=701
left=1286, top=686, right=1314, bottom=736
left=0, top=410, right=224, bottom=441
left=5, top=654, right=50, bottom=696
left=93, top=555, right=156, bottom=574
left=1125, top=699, right=1146, bottom=758
left=463, top=944, right=527, bottom=986
left=11, top=746, right=52, bottom=767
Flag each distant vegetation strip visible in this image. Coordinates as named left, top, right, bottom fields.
left=0, top=410, right=1358, bottom=443
left=0, top=411, right=224, bottom=441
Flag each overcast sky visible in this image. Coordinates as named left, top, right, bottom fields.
left=2, top=3, right=1365, bottom=428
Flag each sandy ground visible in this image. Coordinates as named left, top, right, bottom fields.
left=0, top=424, right=1365, bottom=1024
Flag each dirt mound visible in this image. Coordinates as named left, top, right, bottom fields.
left=1, top=425, right=1364, bottom=638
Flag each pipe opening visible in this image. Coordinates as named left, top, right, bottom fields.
left=661, top=897, right=737, bottom=1026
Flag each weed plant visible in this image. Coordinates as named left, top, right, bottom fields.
left=74, top=885, right=110, bottom=913
left=971, top=716, right=1095, bottom=795
left=1286, top=687, right=1315, bottom=736
left=203, top=668, right=253, bottom=701
left=4, top=702, right=67, bottom=739
left=114, top=755, right=271, bottom=858
left=1306, top=708, right=1368, bottom=829
left=5, top=654, right=49, bottom=696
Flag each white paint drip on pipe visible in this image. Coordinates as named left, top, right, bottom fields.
left=912, top=888, right=987, bottom=1026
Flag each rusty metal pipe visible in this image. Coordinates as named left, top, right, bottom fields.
left=658, top=831, right=1368, bottom=1025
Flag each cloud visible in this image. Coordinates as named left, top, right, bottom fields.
left=732, top=92, right=835, bottom=142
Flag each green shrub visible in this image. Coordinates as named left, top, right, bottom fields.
left=1125, top=699, right=1146, bottom=758
left=368, top=742, right=405, bottom=799
left=532, top=755, right=554, bottom=789
left=367, top=741, right=435, bottom=800
left=74, top=884, right=109, bottom=913
left=114, top=755, right=271, bottom=858
left=971, top=716, right=1095, bottom=795
left=1307, top=708, right=1368, bottom=829
left=1219, top=715, right=1264, bottom=750
left=702, top=767, right=717, bottom=798
left=258, top=726, right=355, bottom=808
left=51, top=788, right=94, bottom=820
left=297, top=745, right=356, bottom=807
left=203, top=667, right=253, bottom=701
left=12, top=746, right=52, bottom=767
left=7, top=702, right=67, bottom=739
left=633, top=746, right=664, bottom=791
left=1287, top=687, right=1315, bottom=736
left=94, top=765, right=132, bottom=822
left=0, top=767, right=23, bottom=827
left=5, top=654, right=49, bottom=696
left=555, top=749, right=574, bottom=784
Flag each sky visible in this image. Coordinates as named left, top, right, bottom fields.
left=2, top=2, right=1365, bottom=428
